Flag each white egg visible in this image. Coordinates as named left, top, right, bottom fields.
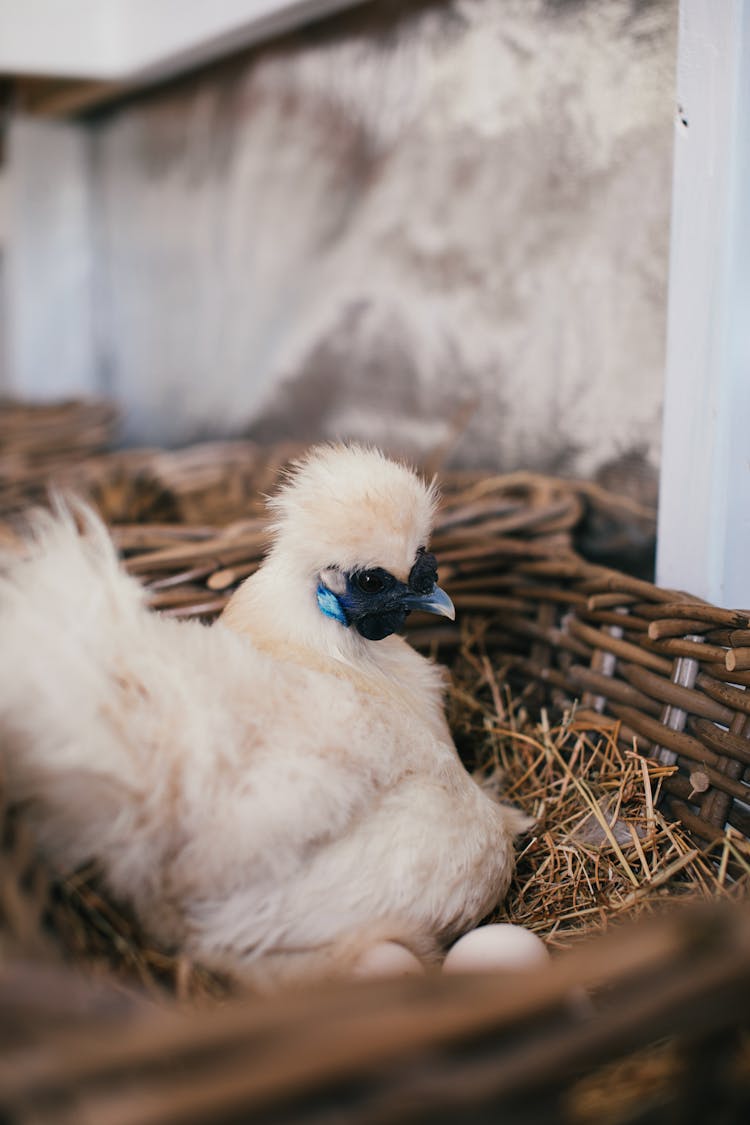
left=442, top=924, right=549, bottom=974
left=352, top=941, right=425, bottom=980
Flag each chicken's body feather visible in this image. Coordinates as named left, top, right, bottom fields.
left=0, top=448, right=527, bottom=988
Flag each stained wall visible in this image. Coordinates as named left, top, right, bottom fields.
left=80, top=0, right=675, bottom=491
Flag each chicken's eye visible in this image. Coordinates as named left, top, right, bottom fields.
left=356, top=571, right=385, bottom=595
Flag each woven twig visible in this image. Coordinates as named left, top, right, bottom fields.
left=0, top=399, right=118, bottom=516
left=1, top=902, right=748, bottom=1124
left=469, top=558, right=750, bottom=845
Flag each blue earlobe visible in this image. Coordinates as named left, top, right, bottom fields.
left=317, top=584, right=349, bottom=626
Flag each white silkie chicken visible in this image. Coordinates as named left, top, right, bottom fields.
left=0, top=445, right=528, bottom=990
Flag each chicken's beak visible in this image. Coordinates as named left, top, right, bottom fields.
left=403, top=585, right=456, bottom=621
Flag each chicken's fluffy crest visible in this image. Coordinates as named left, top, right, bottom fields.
left=266, top=444, right=438, bottom=581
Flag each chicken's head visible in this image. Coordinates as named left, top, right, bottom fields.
left=265, top=444, right=455, bottom=642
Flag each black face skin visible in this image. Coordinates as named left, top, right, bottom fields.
left=340, top=547, right=441, bottom=641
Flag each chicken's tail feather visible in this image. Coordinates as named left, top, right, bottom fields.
left=0, top=498, right=150, bottom=869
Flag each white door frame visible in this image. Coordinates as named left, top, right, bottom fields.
left=656, top=0, right=750, bottom=608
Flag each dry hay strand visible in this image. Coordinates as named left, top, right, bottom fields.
left=446, top=622, right=750, bottom=948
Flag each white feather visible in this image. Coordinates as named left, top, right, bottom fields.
left=0, top=446, right=529, bottom=989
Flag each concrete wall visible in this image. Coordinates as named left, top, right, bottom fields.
left=2, top=121, right=98, bottom=401
left=7, top=0, right=678, bottom=495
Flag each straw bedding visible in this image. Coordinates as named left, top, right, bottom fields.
left=1, top=401, right=749, bottom=1120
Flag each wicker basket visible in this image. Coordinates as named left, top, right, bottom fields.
left=1, top=901, right=749, bottom=1124
left=467, top=555, right=750, bottom=850
left=1, top=401, right=749, bottom=1122
left=0, top=399, right=118, bottom=516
